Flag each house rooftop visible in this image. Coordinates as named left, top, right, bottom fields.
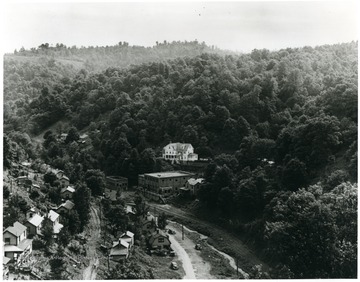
left=187, top=178, right=205, bottom=186
left=3, top=256, right=11, bottom=265
left=61, top=175, right=70, bottom=181
left=59, top=200, right=75, bottom=210
left=4, top=222, right=27, bottom=237
left=27, top=214, right=44, bottom=227
left=17, top=239, right=33, bottom=251
left=112, top=239, right=129, bottom=249
left=61, top=186, right=75, bottom=193
left=120, top=231, right=134, bottom=238
left=48, top=210, right=60, bottom=222
left=144, top=171, right=194, bottom=179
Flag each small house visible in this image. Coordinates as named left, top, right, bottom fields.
left=26, top=207, right=39, bottom=220
left=24, top=214, right=44, bottom=236
left=56, top=200, right=75, bottom=215
left=48, top=210, right=63, bottom=235
left=185, top=178, right=205, bottom=195
left=109, top=239, right=129, bottom=261
left=59, top=175, right=70, bottom=188
left=147, top=230, right=171, bottom=250
left=61, top=186, right=75, bottom=199
left=120, top=231, right=135, bottom=249
left=3, top=222, right=33, bottom=263
left=142, top=213, right=158, bottom=234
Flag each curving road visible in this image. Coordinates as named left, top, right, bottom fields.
left=82, top=206, right=101, bottom=280
left=150, top=203, right=266, bottom=272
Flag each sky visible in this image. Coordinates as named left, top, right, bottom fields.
left=1, top=1, right=359, bottom=54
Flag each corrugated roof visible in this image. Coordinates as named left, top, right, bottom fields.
left=4, top=222, right=27, bottom=237
left=27, top=214, right=44, bottom=227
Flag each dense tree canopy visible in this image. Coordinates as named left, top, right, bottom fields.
left=3, top=41, right=357, bottom=279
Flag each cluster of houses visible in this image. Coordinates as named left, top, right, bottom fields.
left=3, top=168, right=77, bottom=277
left=108, top=210, right=173, bottom=262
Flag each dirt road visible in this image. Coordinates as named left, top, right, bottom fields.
left=168, top=221, right=215, bottom=279
left=150, top=203, right=267, bottom=272
left=82, top=205, right=101, bottom=280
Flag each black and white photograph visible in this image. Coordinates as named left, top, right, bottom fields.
left=2, top=0, right=358, bottom=280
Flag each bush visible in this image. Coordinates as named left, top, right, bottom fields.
left=30, top=189, right=40, bottom=200
left=33, top=237, right=45, bottom=250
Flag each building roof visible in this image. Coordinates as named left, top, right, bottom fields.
left=27, top=214, right=44, bottom=227
left=53, top=222, right=63, bottom=234
left=120, top=231, right=134, bottom=239
left=58, top=200, right=75, bottom=210
left=106, top=175, right=128, bottom=181
left=61, top=175, right=70, bottom=181
left=4, top=245, right=23, bottom=253
left=109, top=247, right=128, bottom=257
left=48, top=210, right=60, bottom=222
left=144, top=171, right=194, bottom=179
left=4, top=222, right=27, bottom=237
left=3, top=256, right=11, bottom=265
left=17, top=239, right=33, bottom=251
left=165, top=142, right=193, bottom=153
left=27, top=207, right=38, bottom=214
left=61, top=186, right=75, bottom=194
left=112, top=239, right=129, bottom=249
left=187, top=178, right=205, bottom=186
left=32, top=184, right=40, bottom=188
left=17, top=176, right=27, bottom=180
left=148, top=230, right=170, bottom=245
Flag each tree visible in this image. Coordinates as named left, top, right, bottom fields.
left=158, top=212, right=168, bottom=229
left=58, top=226, right=71, bottom=247
left=65, top=126, right=80, bottom=144
left=264, top=183, right=357, bottom=278
left=44, top=171, right=57, bottom=186
left=281, top=158, right=308, bottom=191
left=42, top=217, right=54, bottom=252
left=73, top=183, right=91, bottom=231
left=84, top=169, right=106, bottom=196
left=49, top=245, right=67, bottom=279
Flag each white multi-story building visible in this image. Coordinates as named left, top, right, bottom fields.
left=162, top=142, right=198, bottom=162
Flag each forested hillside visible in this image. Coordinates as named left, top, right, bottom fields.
left=3, top=41, right=358, bottom=278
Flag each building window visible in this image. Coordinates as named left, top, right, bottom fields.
left=5, top=238, right=10, bottom=245
left=158, top=237, right=164, bottom=243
